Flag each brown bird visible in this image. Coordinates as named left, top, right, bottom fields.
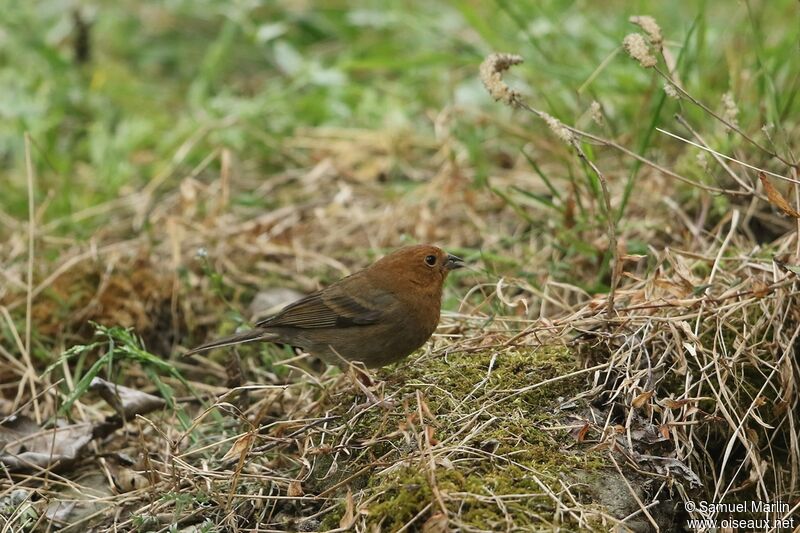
left=184, top=245, right=464, bottom=368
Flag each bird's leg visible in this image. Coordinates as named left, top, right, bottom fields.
left=328, top=348, right=394, bottom=410
left=353, top=366, right=375, bottom=388
left=347, top=365, right=395, bottom=411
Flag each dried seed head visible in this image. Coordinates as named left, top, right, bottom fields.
left=663, top=83, right=680, bottom=99
left=722, top=91, right=740, bottom=129
left=480, top=53, right=524, bottom=107
left=629, top=15, right=663, bottom=46
left=542, top=112, right=574, bottom=145
left=623, top=33, right=657, bottom=68
left=589, top=101, right=604, bottom=126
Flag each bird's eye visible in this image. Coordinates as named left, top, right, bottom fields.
left=424, top=254, right=437, bottom=266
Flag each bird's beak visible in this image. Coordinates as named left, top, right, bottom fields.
left=444, top=253, right=465, bottom=271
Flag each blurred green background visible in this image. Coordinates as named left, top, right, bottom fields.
left=2, top=0, right=797, bottom=229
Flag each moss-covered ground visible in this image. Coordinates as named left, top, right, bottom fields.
left=299, top=346, right=613, bottom=531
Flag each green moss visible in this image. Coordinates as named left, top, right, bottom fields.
left=365, top=462, right=589, bottom=531
left=316, top=346, right=611, bottom=530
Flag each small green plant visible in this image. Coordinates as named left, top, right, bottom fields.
left=45, top=322, right=193, bottom=427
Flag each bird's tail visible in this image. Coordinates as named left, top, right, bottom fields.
left=183, top=329, right=275, bottom=357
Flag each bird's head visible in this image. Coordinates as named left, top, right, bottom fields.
left=370, top=244, right=465, bottom=292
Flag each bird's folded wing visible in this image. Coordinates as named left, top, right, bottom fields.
left=255, top=289, right=388, bottom=329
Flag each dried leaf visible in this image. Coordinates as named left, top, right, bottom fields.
left=662, top=396, right=711, bottom=410
left=221, top=432, right=255, bottom=462
left=44, top=501, right=76, bottom=524
left=434, top=456, right=454, bottom=470
left=425, top=425, right=439, bottom=446
left=339, top=488, right=355, bottom=529
left=663, top=398, right=690, bottom=409
left=44, top=472, right=113, bottom=526
left=422, top=511, right=449, bottom=533
left=682, top=342, right=697, bottom=357
left=760, top=172, right=800, bottom=218
left=0, top=416, right=93, bottom=470
left=418, top=396, right=439, bottom=427
left=654, top=278, right=692, bottom=298
left=750, top=280, right=770, bottom=298
left=90, top=377, right=166, bottom=419
left=665, top=251, right=698, bottom=288
left=636, top=453, right=702, bottom=488
left=745, top=427, right=760, bottom=446
left=661, top=45, right=679, bottom=78
left=287, top=479, right=304, bottom=497
left=109, top=460, right=153, bottom=492
left=629, top=425, right=669, bottom=445
left=632, top=390, right=654, bottom=409
left=574, top=422, right=590, bottom=443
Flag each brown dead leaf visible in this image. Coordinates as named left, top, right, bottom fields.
left=30, top=254, right=174, bottom=345
left=665, top=250, right=698, bottom=289
left=662, top=396, right=712, bottom=410
left=417, top=394, right=439, bottom=428
left=745, top=427, right=760, bottom=446
left=107, top=457, right=154, bottom=493
left=632, top=390, right=654, bottom=409
left=564, top=193, right=575, bottom=228
left=221, top=432, right=255, bottom=462
left=760, top=172, right=800, bottom=218
left=287, top=479, right=304, bottom=497
left=425, top=425, right=439, bottom=446
left=653, top=278, right=692, bottom=299
left=574, top=422, right=590, bottom=443
left=750, top=280, right=770, bottom=298
left=662, top=398, right=689, bottom=409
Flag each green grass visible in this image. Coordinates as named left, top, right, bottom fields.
left=44, top=322, right=192, bottom=424
left=3, top=1, right=797, bottom=225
